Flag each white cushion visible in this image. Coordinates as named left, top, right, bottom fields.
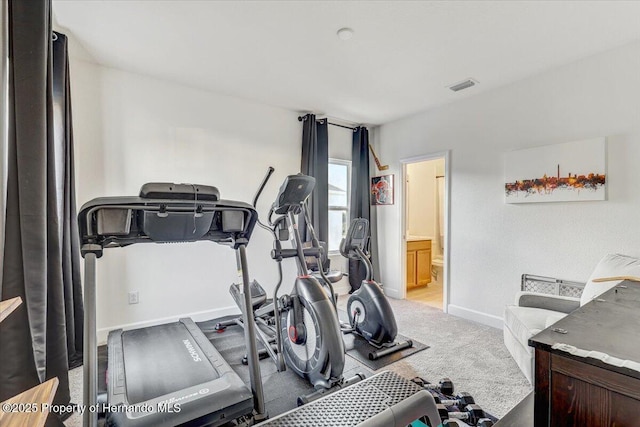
left=504, top=305, right=566, bottom=349
left=580, top=253, right=640, bottom=306
left=504, top=305, right=569, bottom=383
left=503, top=326, right=534, bottom=384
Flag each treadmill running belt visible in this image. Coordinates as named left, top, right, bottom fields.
left=121, top=322, right=220, bottom=404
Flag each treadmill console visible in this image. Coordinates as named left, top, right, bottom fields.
left=79, top=186, right=257, bottom=250
left=139, top=182, right=220, bottom=201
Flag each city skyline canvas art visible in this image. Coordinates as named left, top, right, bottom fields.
left=505, top=137, right=606, bottom=203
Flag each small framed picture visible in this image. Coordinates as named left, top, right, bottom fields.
left=371, top=175, right=394, bottom=205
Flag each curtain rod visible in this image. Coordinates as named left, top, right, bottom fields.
left=297, top=115, right=358, bottom=131
left=327, top=122, right=356, bottom=131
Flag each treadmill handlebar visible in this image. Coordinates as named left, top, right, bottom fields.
left=78, top=198, right=258, bottom=252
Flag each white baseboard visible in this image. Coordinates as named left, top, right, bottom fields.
left=447, top=304, right=504, bottom=329
left=97, top=305, right=240, bottom=345
left=383, top=285, right=402, bottom=299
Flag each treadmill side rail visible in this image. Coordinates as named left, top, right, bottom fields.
left=106, top=318, right=253, bottom=427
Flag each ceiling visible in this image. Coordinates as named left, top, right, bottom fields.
left=53, top=1, right=640, bottom=126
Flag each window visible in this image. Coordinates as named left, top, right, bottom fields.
left=328, top=159, right=351, bottom=253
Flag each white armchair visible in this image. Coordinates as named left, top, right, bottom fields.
left=503, top=253, right=640, bottom=383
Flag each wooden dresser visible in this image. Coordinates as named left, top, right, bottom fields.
left=406, top=239, right=431, bottom=288
left=529, top=280, right=640, bottom=426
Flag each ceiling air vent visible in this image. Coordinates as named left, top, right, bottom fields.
left=448, top=78, right=478, bottom=92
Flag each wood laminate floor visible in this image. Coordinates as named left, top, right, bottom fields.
left=407, top=279, right=443, bottom=309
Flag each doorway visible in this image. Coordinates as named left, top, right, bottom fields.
left=403, top=154, right=448, bottom=310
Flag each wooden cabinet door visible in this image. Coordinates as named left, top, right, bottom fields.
left=416, top=248, right=432, bottom=286
left=406, top=250, right=417, bottom=288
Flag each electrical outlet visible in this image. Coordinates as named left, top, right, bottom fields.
left=128, top=291, right=139, bottom=305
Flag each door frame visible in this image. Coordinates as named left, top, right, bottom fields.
left=400, top=150, right=451, bottom=312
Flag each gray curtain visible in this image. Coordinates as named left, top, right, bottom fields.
left=52, top=31, right=84, bottom=371
left=1, top=0, right=8, bottom=289
left=349, top=127, right=374, bottom=291
left=300, top=114, right=329, bottom=243
left=0, top=1, right=82, bottom=424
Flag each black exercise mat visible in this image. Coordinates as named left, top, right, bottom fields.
left=95, top=318, right=496, bottom=424
left=343, top=331, right=429, bottom=371
left=98, top=315, right=426, bottom=397
left=338, top=309, right=429, bottom=370
left=198, top=316, right=372, bottom=417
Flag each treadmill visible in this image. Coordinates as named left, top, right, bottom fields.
left=79, top=183, right=266, bottom=427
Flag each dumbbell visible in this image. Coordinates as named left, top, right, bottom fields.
left=432, top=391, right=475, bottom=407
left=411, top=376, right=455, bottom=395
left=442, top=420, right=472, bottom=427
left=437, top=403, right=493, bottom=426
left=443, top=420, right=493, bottom=427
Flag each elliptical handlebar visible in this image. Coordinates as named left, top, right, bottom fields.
left=261, top=173, right=331, bottom=289
left=252, top=167, right=275, bottom=208
left=271, top=246, right=322, bottom=260
left=300, top=202, right=337, bottom=305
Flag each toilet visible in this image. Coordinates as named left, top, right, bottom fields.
left=431, top=233, right=444, bottom=281
left=431, top=256, right=443, bottom=281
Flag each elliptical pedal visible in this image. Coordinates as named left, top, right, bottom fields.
left=367, top=339, right=414, bottom=360
left=296, top=373, right=367, bottom=406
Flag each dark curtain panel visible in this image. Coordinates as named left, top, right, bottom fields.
left=53, top=31, right=83, bottom=370
left=349, top=127, right=372, bottom=292
left=300, top=114, right=329, bottom=243
left=0, top=1, right=81, bottom=424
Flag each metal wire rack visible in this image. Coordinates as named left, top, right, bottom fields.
left=521, top=274, right=585, bottom=298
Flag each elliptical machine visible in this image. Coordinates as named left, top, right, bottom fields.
left=338, top=218, right=414, bottom=360
left=218, top=171, right=353, bottom=392
left=268, top=174, right=347, bottom=390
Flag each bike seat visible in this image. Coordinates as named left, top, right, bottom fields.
left=312, top=269, right=343, bottom=284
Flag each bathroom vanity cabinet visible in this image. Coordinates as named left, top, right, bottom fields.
left=406, top=239, right=431, bottom=288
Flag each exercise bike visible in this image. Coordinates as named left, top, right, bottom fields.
left=337, top=218, right=414, bottom=360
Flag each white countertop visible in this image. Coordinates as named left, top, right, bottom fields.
left=406, top=235, right=432, bottom=241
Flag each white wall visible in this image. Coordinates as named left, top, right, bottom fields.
left=406, top=160, right=437, bottom=238
left=406, top=158, right=445, bottom=259
left=376, top=41, right=640, bottom=328
left=70, top=59, right=303, bottom=341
